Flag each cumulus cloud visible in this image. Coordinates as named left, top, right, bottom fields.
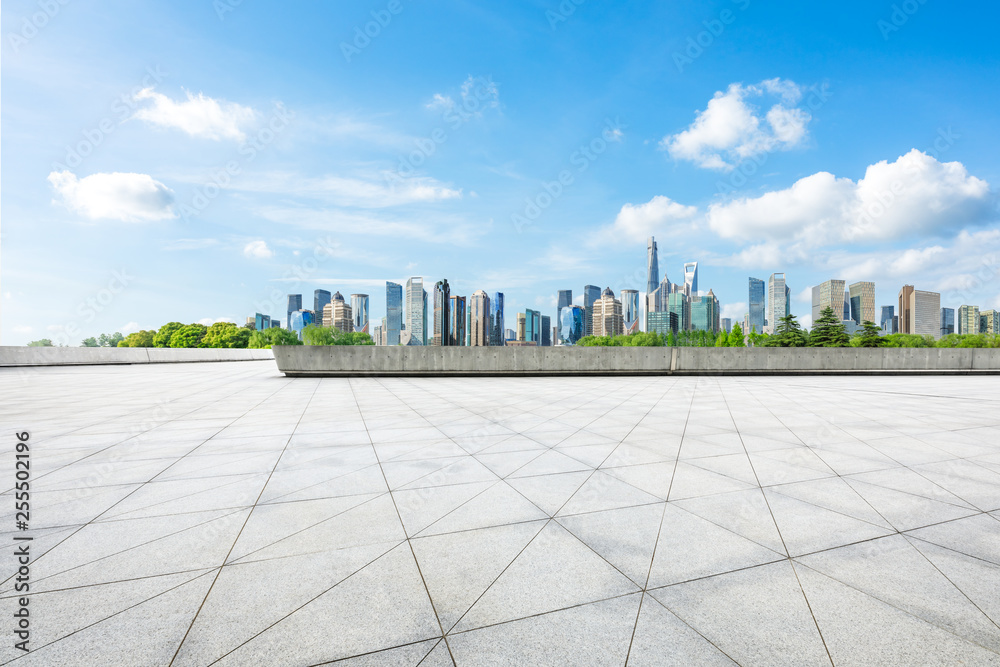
left=132, top=88, right=256, bottom=141
left=707, top=150, right=992, bottom=245
left=233, top=171, right=462, bottom=207
left=244, top=240, right=274, bottom=259
left=662, top=79, right=812, bottom=170
left=120, top=322, right=141, bottom=334
left=48, top=171, right=176, bottom=222
left=607, top=195, right=698, bottom=243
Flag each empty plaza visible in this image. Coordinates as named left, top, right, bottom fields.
left=2, top=360, right=999, bottom=665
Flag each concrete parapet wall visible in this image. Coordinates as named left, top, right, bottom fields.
left=272, top=345, right=1000, bottom=376
left=0, top=347, right=274, bottom=367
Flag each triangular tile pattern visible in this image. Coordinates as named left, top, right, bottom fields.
left=627, top=593, right=738, bottom=666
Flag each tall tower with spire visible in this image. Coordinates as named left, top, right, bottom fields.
left=646, top=237, right=659, bottom=296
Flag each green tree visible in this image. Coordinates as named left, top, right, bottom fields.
left=169, top=323, right=208, bottom=348
left=81, top=337, right=98, bottom=347
left=120, top=330, right=156, bottom=347
left=728, top=323, right=745, bottom=347
left=809, top=307, right=849, bottom=347
left=881, top=333, right=933, bottom=348
left=715, top=331, right=728, bottom=347
left=248, top=327, right=302, bottom=349
left=98, top=332, right=125, bottom=348
left=666, top=331, right=675, bottom=347
left=200, top=322, right=252, bottom=348
left=853, top=321, right=884, bottom=348
left=154, top=322, right=184, bottom=347
left=27, top=339, right=53, bottom=347
left=765, top=314, right=808, bottom=347
left=301, top=325, right=375, bottom=346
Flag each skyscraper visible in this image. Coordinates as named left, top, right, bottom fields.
left=849, top=282, right=876, bottom=325
left=646, top=237, right=659, bottom=296
left=767, top=273, right=790, bottom=334
left=286, top=294, right=302, bottom=331
left=516, top=313, right=526, bottom=342
left=559, top=305, right=585, bottom=345
left=469, top=290, right=490, bottom=346
left=812, top=280, right=846, bottom=325
left=940, top=307, right=955, bottom=337
left=592, top=288, right=623, bottom=337
left=351, top=294, right=369, bottom=333
left=254, top=313, right=271, bottom=331
left=449, top=295, right=466, bottom=346
left=323, top=291, right=353, bottom=331
left=288, top=310, right=312, bottom=339
left=881, top=305, right=896, bottom=333
left=540, top=315, right=551, bottom=346
left=958, top=305, right=980, bottom=335
left=583, top=285, right=601, bottom=337
left=684, top=262, right=699, bottom=295
left=690, top=290, right=720, bottom=333
left=667, top=292, right=690, bottom=332
left=433, top=280, right=450, bottom=345
left=406, top=277, right=427, bottom=345
left=524, top=309, right=541, bottom=344
left=748, top=277, right=766, bottom=335
left=899, top=286, right=941, bottom=338
left=489, top=292, right=505, bottom=346
left=385, top=282, right=403, bottom=346
left=981, top=310, right=999, bottom=334
left=557, top=290, right=573, bottom=313
left=621, top=289, right=640, bottom=334
left=899, top=285, right=914, bottom=334
left=844, top=291, right=851, bottom=321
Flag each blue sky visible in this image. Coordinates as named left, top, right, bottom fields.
left=3, top=0, right=999, bottom=344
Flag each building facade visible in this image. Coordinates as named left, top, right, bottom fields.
left=899, top=286, right=941, bottom=338
left=592, top=288, right=624, bottom=337
left=385, top=282, right=403, bottom=346
left=667, top=292, right=690, bottom=333
left=621, top=289, right=640, bottom=334
left=767, top=273, right=790, bottom=334
left=286, top=294, right=302, bottom=331
left=490, top=292, right=505, bottom=346
left=849, top=281, right=876, bottom=325
left=690, top=290, right=720, bottom=333
left=881, top=306, right=896, bottom=333
left=647, top=311, right=679, bottom=337
left=406, top=277, right=427, bottom=345
left=646, top=237, right=659, bottom=296
left=981, top=310, right=999, bottom=334
left=433, top=279, right=450, bottom=346
left=559, top=305, right=585, bottom=345
left=748, top=277, right=766, bottom=335
left=583, top=285, right=601, bottom=337
left=958, top=305, right=980, bottom=335
left=449, top=295, right=466, bottom=346
left=684, top=262, right=699, bottom=295
left=540, top=315, right=551, bottom=346
left=812, top=279, right=846, bottom=325
left=323, top=291, right=353, bottom=331
left=468, top=290, right=490, bottom=346
left=350, top=294, right=369, bottom=334
left=941, top=307, right=955, bottom=337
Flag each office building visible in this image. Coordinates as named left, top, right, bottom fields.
left=646, top=237, right=659, bottom=296
left=286, top=294, right=302, bottom=331
left=314, top=289, right=331, bottom=319
left=433, top=280, right=450, bottom=346
left=322, top=291, right=353, bottom=331
left=844, top=291, right=851, bottom=321
left=541, top=315, right=551, bottom=346
left=372, top=325, right=382, bottom=346
left=592, top=288, right=623, bottom=337
left=940, top=307, right=955, bottom=337
left=385, top=282, right=403, bottom=345
left=516, top=313, right=526, bottom=342
left=559, top=305, right=586, bottom=345
left=684, top=262, right=699, bottom=295
left=748, top=277, right=766, bottom=335
left=647, top=311, right=679, bottom=336
left=583, top=285, right=601, bottom=337
left=469, top=290, right=490, bottom=346
left=958, top=305, right=980, bottom=335
left=449, top=295, right=466, bottom=346
left=899, top=286, right=941, bottom=338
left=351, top=294, right=369, bottom=333
left=524, top=309, right=541, bottom=345
left=849, top=281, right=876, bottom=325
left=690, top=290, right=720, bottom=333
left=721, top=318, right=732, bottom=333
left=881, top=306, right=896, bottom=333
left=504, top=328, right=516, bottom=343
left=812, top=280, right=846, bottom=325
left=981, top=310, right=999, bottom=334
left=490, top=292, right=505, bottom=346
left=406, top=278, right=427, bottom=345
left=621, top=289, right=640, bottom=334
left=767, top=273, right=790, bottom=334
left=645, top=274, right=673, bottom=330
left=254, top=313, right=271, bottom=331
left=557, top=290, right=573, bottom=316
left=667, top=292, right=690, bottom=332
left=288, top=310, right=313, bottom=340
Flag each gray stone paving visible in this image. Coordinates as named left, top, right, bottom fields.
left=2, top=360, right=999, bottom=665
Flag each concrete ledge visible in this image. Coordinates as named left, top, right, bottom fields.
left=272, top=345, right=1000, bottom=376
left=0, top=346, right=274, bottom=367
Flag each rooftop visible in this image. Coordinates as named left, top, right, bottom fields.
left=3, top=361, right=999, bottom=665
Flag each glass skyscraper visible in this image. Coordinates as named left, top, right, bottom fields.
left=646, top=237, right=659, bottom=296
left=288, top=310, right=313, bottom=340
left=849, top=282, right=876, bottom=325
left=434, top=280, right=450, bottom=345
left=881, top=305, right=896, bottom=333
left=667, top=292, right=690, bottom=332
left=583, top=285, right=601, bottom=337
left=490, top=292, right=505, bottom=346
left=690, top=290, right=720, bottom=333
left=940, top=307, right=955, bottom=337
left=313, top=289, right=331, bottom=319
left=559, top=305, right=585, bottom=345
left=449, top=295, right=466, bottom=346
left=254, top=313, right=271, bottom=331
left=621, top=289, right=639, bottom=334
left=286, top=294, right=302, bottom=331
left=646, top=311, right=678, bottom=336
left=684, top=262, right=699, bottom=295
left=406, top=277, right=426, bottom=345
left=748, top=277, right=766, bottom=334
left=541, top=315, right=551, bottom=346
left=767, top=273, right=789, bottom=334
left=386, top=282, right=403, bottom=346
left=351, top=294, right=369, bottom=333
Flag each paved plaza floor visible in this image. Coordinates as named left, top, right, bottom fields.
left=2, top=360, right=999, bottom=666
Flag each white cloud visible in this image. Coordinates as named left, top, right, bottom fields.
left=13, top=325, right=32, bottom=334
left=163, top=238, right=219, bottom=251
left=120, top=322, right=140, bottom=334
left=48, top=171, right=176, bottom=222
left=228, top=171, right=462, bottom=208
left=662, top=79, right=812, bottom=170
left=426, top=93, right=455, bottom=113
left=721, top=302, right=747, bottom=321
left=427, top=76, right=500, bottom=117
left=244, top=240, right=274, bottom=259
left=606, top=195, right=698, bottom=243
left=198, top=317, right=236, bottom=326
left=132, top=88, right=256, bottom=141
left=707, top=150, right=992, bottom=246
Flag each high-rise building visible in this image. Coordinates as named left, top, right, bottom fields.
left=766, top=273, right=790, bottom=334
left=899, top=286, right=941, bottom=338
left=286, top=294, right=302, bottom=331
left=449, top=295, right=466, bottom=346
left=621, top=289, right=640, bottom=334
left=844, top=291, right=851, bottom=321
left=385, top=282, right=403, bottom=345
left=583, top=285, right=601, bottom=337
left=898, top=285, right=914, bottom=334
left=254, top=313, right=271, bottom=331
left=690, top=290, right=720, bottom=333
left=406, top=278, right=427, bottom=345
left=881, top=306, right=896, bottom=333
left=557, top=290, right=573, bottom=314
left=504, top=328, right=515, bottom=342
left=940, top=307, right=955, bottom=337
left=667, top=292, right=690, bottom=332
left=288, top=310, right=313, bottom=339
left=812, top=280, right=846, bottom=325
left=525, top=309, right=541, bottom=344
left=323, top=291, right=353, bottom=331
left=314, top=289, right=331, bottom=319
left=849, top=282, right=876, bottom=325
left=684, top=262, right=699, bottom=295
left=958, top=305, right=980, bottom=335
left=647, top=311, right=679, bottom=336
left=748, top=277, right=766, bottom=335
left=489, top=292, right=505, bottom=346
left=559, top=305, right=586, bottom=345
left=433, top=280, right=450, bottom=346
left=981, top=310, right=999, bottom=334
left=592, top=288, right=623, bottom=337
left=372, top=325, right=382, bottom=346
left=469, top=290, right=490, bottom=346
left=541, top=315, right=551, bottom=346
left=646, top=237, right=659, bottom=296
left=645, top=274, right=673, bottom=330
left=351, top=294, right=369, bottom=333
left=721, top=318, right=732, bottom=333
left=516, top=313, right=526, bottom=342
